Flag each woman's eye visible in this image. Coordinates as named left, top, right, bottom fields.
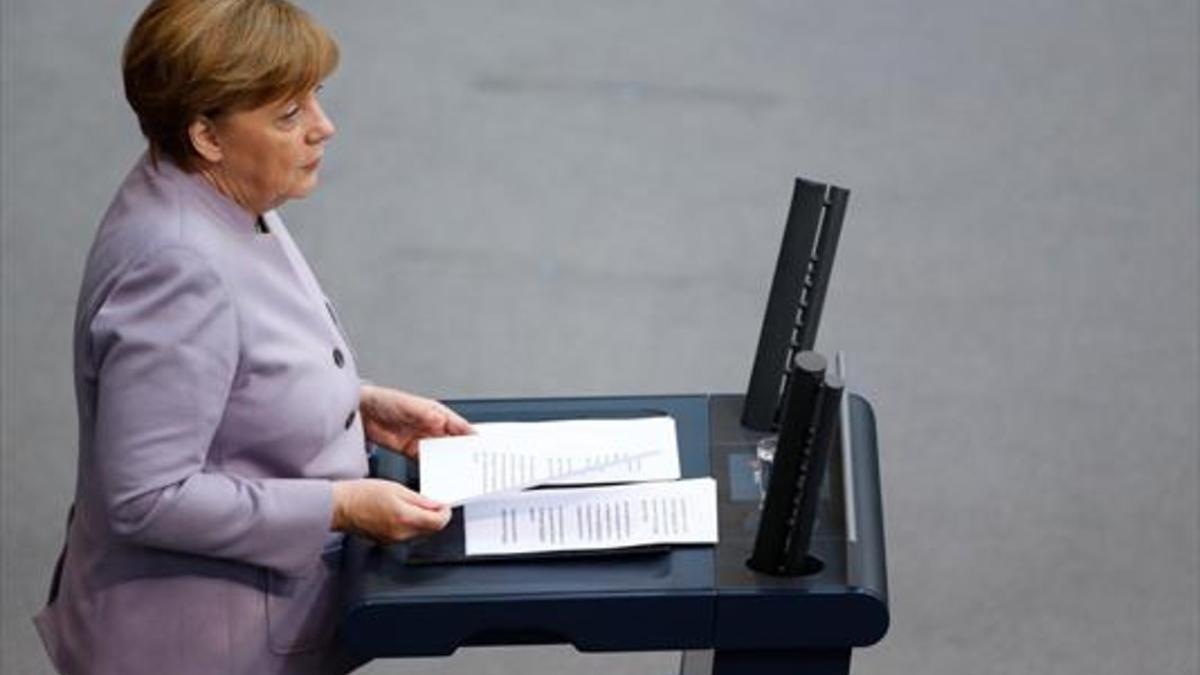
left=280, top=106, right=301, bottom=122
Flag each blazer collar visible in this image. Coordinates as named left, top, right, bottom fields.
left=148, top=153, right=262, bottom=235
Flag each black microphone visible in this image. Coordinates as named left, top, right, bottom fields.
left=748, top=351, right=844, bottom=576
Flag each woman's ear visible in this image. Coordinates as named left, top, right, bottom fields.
left=188, top=116, right=223, bottom=163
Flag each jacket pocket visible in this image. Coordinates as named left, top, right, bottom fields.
left=265, top=543, right=343, bottom=655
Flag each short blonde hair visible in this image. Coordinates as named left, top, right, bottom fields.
left=123, top=0, right=339, bottom=169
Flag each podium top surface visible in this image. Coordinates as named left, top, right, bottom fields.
left=340, top=393, right=888, bottom=658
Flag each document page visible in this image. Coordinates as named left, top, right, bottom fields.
left=462, top=478, right=718, bottom=556
left=419, top=417, right=680, bottom=505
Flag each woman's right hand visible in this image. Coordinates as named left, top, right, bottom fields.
left=330, top=479, right=451, bottom=543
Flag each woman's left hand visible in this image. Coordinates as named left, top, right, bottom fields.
left=359, top=384, right=473, bottom=458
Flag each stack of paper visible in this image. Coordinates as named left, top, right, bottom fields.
left=418, top=417, right=718, bottom=557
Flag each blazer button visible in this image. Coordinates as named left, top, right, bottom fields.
left=333, top=347, right=345, bottom=368
left=344, top=410, right=357, bottom=430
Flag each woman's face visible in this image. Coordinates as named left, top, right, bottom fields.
left=201, top=86, right=335, bottom=214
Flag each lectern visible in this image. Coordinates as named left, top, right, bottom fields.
left=339, top=178, right=889, bottom=673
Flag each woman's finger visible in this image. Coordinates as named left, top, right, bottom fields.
left=399, top=501, right=451, bottom=531
left=441, top=406, right=473, bottom=435
left=415, top=399, right=447, bottom=432
left=423, top=400, right=471, bottom=436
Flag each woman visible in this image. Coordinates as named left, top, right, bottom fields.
left=33, top=1, right=470, bottom=673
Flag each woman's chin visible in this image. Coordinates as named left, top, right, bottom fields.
left=288, top=174, right=321, bottom=200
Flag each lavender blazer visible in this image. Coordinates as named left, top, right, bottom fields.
left=35, top=154, right=370, bottom=674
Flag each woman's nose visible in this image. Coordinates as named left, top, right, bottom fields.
left=308, top=101, right=336, bottom=143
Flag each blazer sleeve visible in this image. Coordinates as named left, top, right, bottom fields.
left=90, top=244, right=333, bottom=576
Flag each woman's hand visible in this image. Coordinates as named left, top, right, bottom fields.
left=330, top=479, right=450, bottom=543
left=359, top=385, right=473, bottom=458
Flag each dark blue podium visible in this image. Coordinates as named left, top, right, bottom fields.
left=340, top=392, right=888, bottom=674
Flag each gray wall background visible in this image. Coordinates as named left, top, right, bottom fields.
left=2, top=1, right=1197, bottom=673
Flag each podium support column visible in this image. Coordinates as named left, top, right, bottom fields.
left=681, top=648, right=852, bottom=675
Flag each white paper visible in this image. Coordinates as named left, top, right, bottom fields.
left=450, top=447, right=662, bottom=507
left=462, top=478, right=719, bottom=556
left=418, top=417, right=680, bottom=505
